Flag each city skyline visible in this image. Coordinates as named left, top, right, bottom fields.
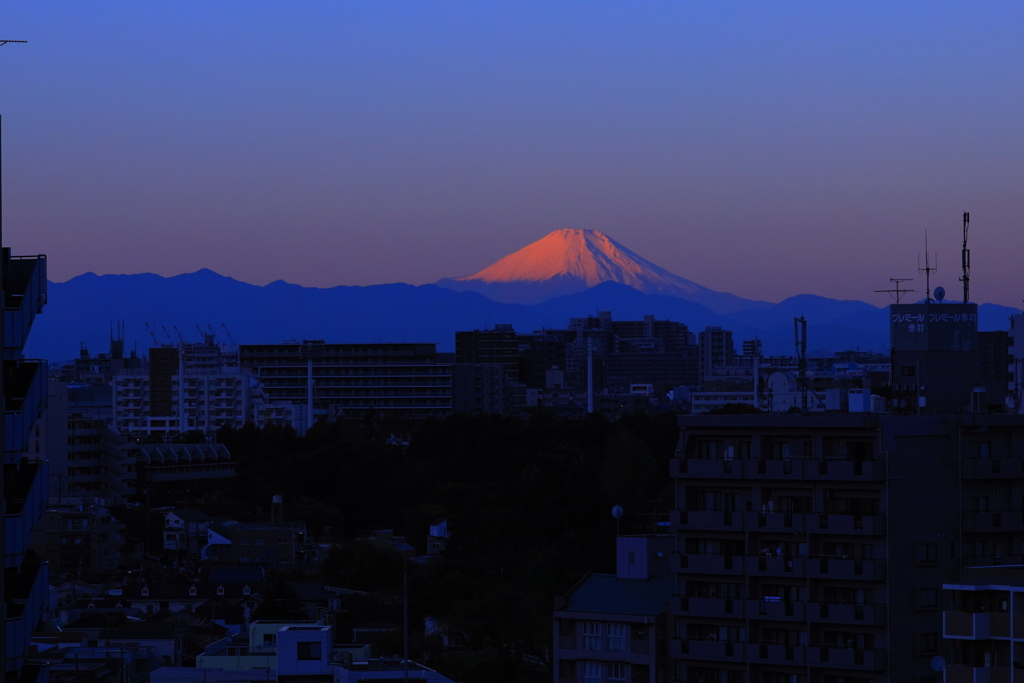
left=3, top=2, right=1023, bottom=307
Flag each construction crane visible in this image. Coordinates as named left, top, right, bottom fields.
left=221, top=324, right=238, bottom=351
left=144, top=323, right=162, bottom=348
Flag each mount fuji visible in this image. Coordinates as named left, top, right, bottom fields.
left=25, top=230, right=1021, bottom=362
left=435, top=229, right=770, bottom=314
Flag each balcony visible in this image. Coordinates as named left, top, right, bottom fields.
left=803, top=458, right=886, bottom=481
left=744, top=599, right=805, bottom=621
left=806, top=647, right=887, bottom=671
left=5, top=554, right=49, bottom=673
left=673, top=553, right=744, bottom=575
left=805, top=557, right=886, bottom=581
left=811, top=514, right=885, bottom=535
left=5, top=360, right=46, bottom=463
left=3, top=253, right=46, bottom=358
left=673, top=509, right=745, bottom=530
left=806, top=602, right=887, bottom=626
left=745, top=643, right=806, bottom=665
left=675, top=595, right=746, bottom=618
left=744, top=511, right=809, bottom=532
left=962, top=458, right=1024, bottom=480
left=673, top=638, right=746, bottom=662
left=743, top=555, right=806, bottom=577
left=944, top=611, right=1012, bottom=640
left=963, top=511, right=1024, bottom=534
left=5, top=459, right=47, bottom=569
left=945, top=666, right=1023, bottom=683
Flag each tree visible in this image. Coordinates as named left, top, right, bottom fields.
left=252, top=575, right=306, bottom=621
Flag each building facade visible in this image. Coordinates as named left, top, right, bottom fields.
left=240, top=342, right=454, bottom=425
left=669, top=412, right=1024, bottom=683
left=3, top=248, right=51, bottom=681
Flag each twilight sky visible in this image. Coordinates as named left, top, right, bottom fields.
left=2, top=2, right=1023, bottom=306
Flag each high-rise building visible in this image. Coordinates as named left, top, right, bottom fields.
left=3, top=248, right=50, bottom=681
left=700, top=327, right=736, bottom=382
left=240, top=342, right=454, bottom=425
left=669, top=411, right=1024, bottom=682
left=114, top=364, right=268, bottom=439
left=455, top=325, right=520, bottom=382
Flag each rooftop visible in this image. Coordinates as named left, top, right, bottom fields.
left=560, top=573, right=674, bottom=616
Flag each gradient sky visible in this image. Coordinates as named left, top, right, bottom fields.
left=2, top=2, right=1023, bottom=306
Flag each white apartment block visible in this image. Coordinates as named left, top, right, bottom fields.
left=114, top=369, right=300, bottom=437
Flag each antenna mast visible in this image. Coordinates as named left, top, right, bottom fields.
left=795, top=316, right=808, bottom=412
left=875, top=278, right=915, bottom=304
left=960, top=211, right=970, bottom=303
left=918, top=232, right=937, bottom=303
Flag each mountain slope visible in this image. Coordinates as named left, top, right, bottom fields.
left=436, top=229, right=769, bottom=313
left=27, top=270, right=1021, bottom=363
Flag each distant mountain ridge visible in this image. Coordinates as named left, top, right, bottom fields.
left=436, top=229, right=769, bottom=314
left=27, top=270, right=1021, bottom=363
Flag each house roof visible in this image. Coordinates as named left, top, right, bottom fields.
left=122, top=582, right=262, bottom=601
left=206, top=524, right=233, bottom=540
left=165, top=508, right=212, bottom=523
left=562, top=574, right=674, bottom=616
left=207, top=566, right=264, bottom=584
left=288, top=581, right=333, bottom=602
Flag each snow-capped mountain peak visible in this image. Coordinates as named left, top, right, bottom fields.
left=436, top=229, right=761, bottom=313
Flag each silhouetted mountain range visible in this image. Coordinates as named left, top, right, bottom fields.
left=26, top=270, right=1020, bottom=362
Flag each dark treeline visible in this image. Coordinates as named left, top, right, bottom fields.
left=180, top=411, right=679, bottom=681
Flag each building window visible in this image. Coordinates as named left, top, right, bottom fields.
left=916, top=543, right=937, bottom=564
left=558, top=660, right=576, bottom=679
left=607, top=623, right=627, bottom=652
left=975, top=441, right=992, bottom=458
left=608, top=662, right=626, bottom=682
left=631, top=664, right=650, bottom=683
left=917, top=587, right=938, bottom=609
left=559, top=619, right=575, bottom=636
left=582, top=661, right=603, bottom=683
left=582, top=622, right=601, bottom=651
left=296, top=641, right=321, bottom=660
left=697, top=440, right=722, bottom=459
left=919, top=632, right=938, bottom=653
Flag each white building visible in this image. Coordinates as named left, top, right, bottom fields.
left=114, top=368, right=304, bottom=438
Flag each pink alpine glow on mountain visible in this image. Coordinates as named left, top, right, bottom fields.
left=436, top=229, right=763, bottom=313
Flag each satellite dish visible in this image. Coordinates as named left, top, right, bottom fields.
left=934, top=286, right=945, bottom=302
left=611, top=505, right=624, bottom=519
left=930, top=655, right=947, bottom=672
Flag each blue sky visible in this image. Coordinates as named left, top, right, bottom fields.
left=3, top=2, right=1022, bottom=305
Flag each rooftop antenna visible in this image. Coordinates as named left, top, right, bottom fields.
left=959, top=211, right=971, bottom=303
left=795, top=317, right=808, bottom=412
left=875, top=278, right=915, bottom=304
left=918, top=232, right=937, bottom=303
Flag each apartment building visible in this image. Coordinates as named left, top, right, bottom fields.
left=3, top=247, right=50, bottom=681
left=554, top=535, right=675, bottom=683
left=29, top=382, right=137, bottom=504
left=113, top=365, right=269, bottom=438
left=30, top=506, right=125, bottom=573
left=941, top=565, right=1024, bottom=681
left=669, top=412, right=1024, bottom=683
left=239, top=341, right=454, bottom=425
